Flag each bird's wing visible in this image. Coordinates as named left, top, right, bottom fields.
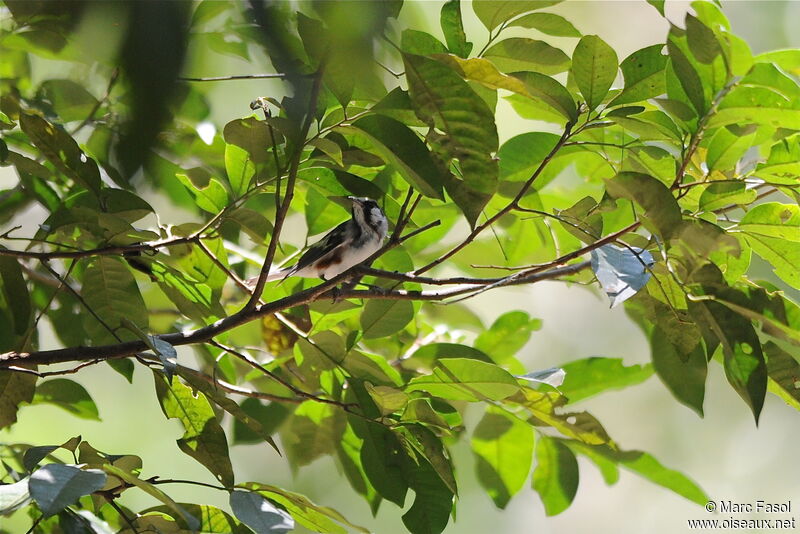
left=284, top=221, right=350, bottom=277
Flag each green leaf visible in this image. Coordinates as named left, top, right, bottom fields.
left=0, top=370, right=37, bottom=430
left=142, top=503, right=251, bottom=534
left=240, top=482, right=368, bottom=534
left=440, top=0, right=472, bottom=57
left=407, top=342, right=494, bottom=367
left=0, top=254, right=32, bottom=341
left=484, top=38, right=570, bottom=75
left=29, top=464, right=106, bottom=517
left=532, top=435, right=579, bottom=516
left=586, top=445, right=708, bottom=504
left=19, top=112, right=101, bottom=195
left=178, top=367, right=280, bottom=452
left=646, top=0, right=665, bottom=15
left=735, top=203, right=800, bottom=289
left=685, top=14, right=722, bottom=64
left=737, top=203, right=800, bottom=241
left=498, top=132, right=561, bottom=182
left=401, top=457, right=454, bottom=534
left=651, top=326, right=707, bottom=416
left=604, top=172, right=682, bottom=240
left=571, top=35, right=618, bottom=110
left=473, top=0, right=562, bottom=31
left=667, top=37, right=706, bottom=115
left=399, top=425, right=458, bottom=495
left=308, top=137, right=343, bottom=167
left=705, top=125, right=759, bottom=173
left=349, top=410, right=409, bottom=507
left=403, top=53, right=499, bottom=194
left=764, top=341, right=800, bottom=410
left=609, top=45, right=668, bottom=107
left=33, top=378, right=100, bottom=420
left=233, top=398, right=291, bottom=445
left=474, top=311, right=541, bottom=366
left=153, top=372, right=234, bottom=487
left=341, top=115, right=445, bottom=199
left=508, top=12, right=580, bottom=37
left=471, top=407, right=534, bottom=508
left=282, top=401, right=345, bottom=467
left=699, top=181, right=757, bottom=212
left=176, top=173, right=230, bottom=214
left=512, top=71, right=577, bottom=121
left=689, top=296, right=767, bottom=423
left=103, top=464, right=199, bottom=529
left=755, top=49, right=800, bottom=76
left=230, top=490, right=294, bottom=534
left=559, top=357, right=653, bottom=403
left=707, top=86, right=800, bottom=130
left=81, top=257, right=148, bottom=346
left=366, top=384, right=409, bottom=416
left=38, top=79, right=99, bottom=122
left=401, top=29, right=448, bottom=56
left=225, top=143, right=255, bottom=197
left=223, top=117, right=282, bottom=164
left=406, top=358, right=521, bottom=401
left=360, top=299, right=414, bottom=339
left=401, top=398, right=451, bottom=430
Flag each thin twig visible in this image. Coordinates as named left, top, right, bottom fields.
left=147, top=477, right=227, bottom=491
left=179, top=73, right=289, bottom=82
left=104, top=495, right=140, bottom=534
left=246, top=68, right=325, bottom=309
left=671, top=77, right=740, bottom=189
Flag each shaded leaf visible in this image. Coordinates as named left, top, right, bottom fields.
left=605, top=172, right=682, bottom=239
left=651, top=326, right=707, bottom=416
left=471, top=407, right=534, bottom=508
left=403, top=53, right=499, bottom=194
left=153, top=372, right=234, bottom=486
left=0, top=370, right=37, bottom=430
left=81, top=257, right=148, bottom=346
left=33, top=379, right=100, bottom=420
left=440, top=0, right=472, bottom=57
left=532, top=435, right=579, bottom=516
left=230, top=490, right=294, bottom=534
left=29, top=464, right=106, bottom=517
left=360, top=299, right=414, bottom=339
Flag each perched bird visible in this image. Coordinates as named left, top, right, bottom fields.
left=247, top=196, right=388, bottom=285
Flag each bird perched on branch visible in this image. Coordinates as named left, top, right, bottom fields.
left=247, top=196, right=388, bottom=286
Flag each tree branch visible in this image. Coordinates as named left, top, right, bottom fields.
left=246, top=69, right=325, bottom=308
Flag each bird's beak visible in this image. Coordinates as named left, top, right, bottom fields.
left=347, top=196, right=363, bottom=205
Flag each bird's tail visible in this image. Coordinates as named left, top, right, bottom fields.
left=244, top=269, right=287, bottom=289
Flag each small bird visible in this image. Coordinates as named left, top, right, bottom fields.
left=247, top=196, right=388, bottom=285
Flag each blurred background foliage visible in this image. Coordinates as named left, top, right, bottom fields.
left=1, top=1, right=800, bottom=533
